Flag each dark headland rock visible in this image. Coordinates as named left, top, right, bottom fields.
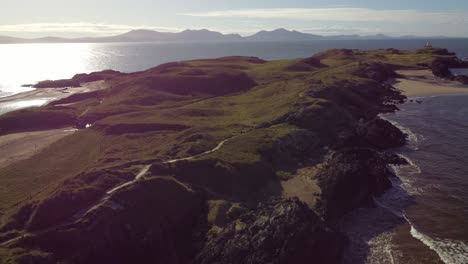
left=430, top=53, right=468, bottom=84
left=316, top=149, right=395, bottom=221
left=195, top=198, right=346, bottom=264
left=15, top=178, right=205, bottom=264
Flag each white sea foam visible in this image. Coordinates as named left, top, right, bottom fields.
left=389, top=155, right=423, bottom=195
left=380, top=115, right=423, bottom=150
left=408, top=223, right=468, bottom=264
left=365, top=232, right=401, bottom=264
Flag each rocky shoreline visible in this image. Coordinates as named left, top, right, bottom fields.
left=0, top=48, right=464, bottom=264
left=22, top=71, right=407, bottom=264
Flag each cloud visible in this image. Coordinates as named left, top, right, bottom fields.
left=179, top=8, right=468, bottom=24
left=0, top=23, right=182, bottom=36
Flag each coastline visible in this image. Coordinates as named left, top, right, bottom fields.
left=386, top=98, right=468, bottom=264
left=0, top=81, right=108, bottom=115
left=0, top=49, right=467, bottom=263
left=393, top=70, right=468, bottom=97
left=0, top=81, right=107, bottom=167
left=340, top=65, right=468, bottom=263
left=364, top=87, right=468, bottom=264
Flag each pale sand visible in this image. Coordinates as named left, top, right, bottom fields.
left=0, top=81, right=108, bottom=105
left=0, top=81, right=108, bottom=168
left=0, top=128, right=77, bottom=169
left=394, top=70, right=468, bottom=97
left=281, top=166, right=321, bottom=208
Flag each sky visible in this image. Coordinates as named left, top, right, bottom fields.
left=1, top=0, right=468, bottom=38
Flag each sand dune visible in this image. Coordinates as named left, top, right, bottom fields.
left=394, top=70, right=468, bottom=97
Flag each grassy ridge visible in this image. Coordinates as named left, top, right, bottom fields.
left=0, top=48, right=458, bottom=262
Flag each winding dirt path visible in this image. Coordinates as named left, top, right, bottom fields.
left=0, top=135, right=234, bottom=248
left=106, top=165, right=152, bottom=195
left=164, top=138, right=230, bottom=164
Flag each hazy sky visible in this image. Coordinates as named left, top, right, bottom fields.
left=2, top=0, right=468, bottom=38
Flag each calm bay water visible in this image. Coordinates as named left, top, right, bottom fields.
left=1, top=39, right=468, bottom=263
left=1, top=38, right=468, bottom=97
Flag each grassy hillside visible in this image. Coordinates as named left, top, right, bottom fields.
left=0, top=48, right=457, bottom=263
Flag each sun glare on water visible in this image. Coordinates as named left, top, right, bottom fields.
left=0, top=43, right=94, bottom=96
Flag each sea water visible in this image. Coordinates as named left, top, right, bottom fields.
left=1, top=38, right=468, bottom=98
left=342, top=95, right=468, bottom=264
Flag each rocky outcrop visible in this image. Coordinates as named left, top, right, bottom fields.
left=262, top=129, right=322, bottom=168
left=16, top=177, right=205, bottom=264
left=341, top=118, right=407, bottom=150
left=454, top=75, right=468, bottom=85
left=354, top=62, right=397, bottom=82
left=315, top=149, right=395, bottom=221
left=195, top=198, right=346, bottom=264
left=431, top=56, right=468, bottom=80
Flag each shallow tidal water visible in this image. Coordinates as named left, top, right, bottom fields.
left=342, top=94, right=468, bottom=264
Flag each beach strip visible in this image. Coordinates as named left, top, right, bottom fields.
left=394, top=70, right=468, bottom=97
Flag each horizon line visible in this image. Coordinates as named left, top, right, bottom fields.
left=1, top=27, right=466, bottom=40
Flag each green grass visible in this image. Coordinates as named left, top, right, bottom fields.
left=0, top=130, right=103, bottom=223
left=0, top=48, right=450, bottom=258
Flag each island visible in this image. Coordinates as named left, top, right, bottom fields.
left=0, top=47, right=467, bottom=264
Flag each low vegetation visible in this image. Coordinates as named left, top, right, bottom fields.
left=0, top=47, right=459, bottom=263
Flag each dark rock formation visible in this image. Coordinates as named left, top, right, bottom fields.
left=431, top=57, right=457, bottom=78
left=195, top=198, right=346, bottom=264
left=342, top=118, right=407, bottom=150
left=355, top=62, right=397, bottom=82
left=16, top=177, right=205, bottom=264
left=431, top=56, right=468, bottom=80
left=316, top=149, right=394, bottom=221
left=454, top=74, right=468, bottom=85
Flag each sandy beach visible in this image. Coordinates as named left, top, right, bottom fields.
left=0, top=81, right=107, bottom=115
left=0, top=81, right=108, bottom=168
left=394, top=70, right=468, bottom=97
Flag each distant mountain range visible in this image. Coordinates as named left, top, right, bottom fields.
left=0, top=28, right=457, bottom=44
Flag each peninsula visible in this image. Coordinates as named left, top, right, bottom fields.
left=0, top=47, right=467, bottom=263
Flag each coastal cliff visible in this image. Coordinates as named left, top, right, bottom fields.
left=0, top=48, right=459, bottom=264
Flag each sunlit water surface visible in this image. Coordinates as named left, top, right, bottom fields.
left=0, top=43, right=95, bottom=97
left=1, top=39, right=468, bottom=98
